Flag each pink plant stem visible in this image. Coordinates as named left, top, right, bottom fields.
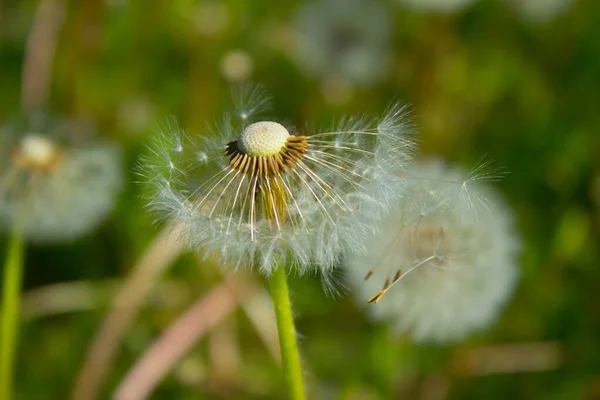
left=114, top=277, right=251, bottom=400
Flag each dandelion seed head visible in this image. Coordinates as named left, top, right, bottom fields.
left=0, top=114, right=123, bottom=243
left=237, top=121, right=290, bottom=157
left=140, top=84, right=416, bottom=277
left=346, top=158, right=520, bottom=343
left=15, top=134, right=60, bottom=169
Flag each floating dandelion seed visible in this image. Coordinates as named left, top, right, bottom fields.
left=346, top=158, right=520, bottom=343
left=139, top=84, right=416, bottom=277
left=0, top=115, right=123, bottom=243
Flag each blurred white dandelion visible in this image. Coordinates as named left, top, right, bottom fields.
left=398, top=0, right=476, bottom=13
left=503, top=0, right=575, bottom=21
left=345, top=158, right=520, bottom=343
left=293, top=0, right=393, bottom=86
left=0, top=114, right=123, bottom=243
left=139, top=84, right=416, bottom=277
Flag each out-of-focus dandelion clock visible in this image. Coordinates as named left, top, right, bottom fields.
left=346, top=159, right=520, bottom=343
left=0, top=115, right=123, bottom=243
left=504, top=0, right=574, bottom=21
left=293, top=0, right=392, bottom=87
left=139, top=84, right=415, bottom=277
left=399, top=0, right=476, bottom=13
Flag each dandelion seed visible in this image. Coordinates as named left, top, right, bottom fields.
left=197, top=152, right=208, bottom=164
left=139, top=84, right=415, bottom=277
left=346, top=158, right=520, bottom=343
left=0, top=114, right=123, bottom=243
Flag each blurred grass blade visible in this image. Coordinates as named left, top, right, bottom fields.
left=21, top=0, right=65, bottom=111
left=206, top=256, right=280, bottom=364
left=72, top=224, right=183, bottom=400
left=21, top=280, right=117, bottom=320
left=20, top=279, right=191, bottom=321
left=114, top=276, right=251, bottom=400
left=452, top=341, right=563, bottom=375
left=208, top=308, right=240, bottom=389
left=238, top=286, right=281, bottom=364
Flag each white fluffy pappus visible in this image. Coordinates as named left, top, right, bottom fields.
left=139, top=84, right=416, bottom=277
left=345, top=158, right=520, bottom=343
left=0, top=114, right=123, bottom=243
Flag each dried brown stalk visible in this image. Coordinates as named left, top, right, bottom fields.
left=71, top=224, right=184, bottom=400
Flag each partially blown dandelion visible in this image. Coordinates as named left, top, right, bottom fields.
left=0, top=114, right=123, bottom=243
left=140, top=84, right=415, bottom=276
left=346, top=158, right=520, bottom=343
left=139, top=84, right=415, bottom=399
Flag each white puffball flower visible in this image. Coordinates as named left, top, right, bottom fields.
left=293, top=0, right=393, bottom=86
left=399, top=0, right=476, bottom=13
left=0, top=115, right=123, bottom=243
left=139, top=84, right=416, bottom=278
left=504, top=0, right=575, bottom=21
left=345, top=158, right=520, bottom=343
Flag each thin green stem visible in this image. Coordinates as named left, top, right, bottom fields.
left=1, top=224, right=25, bottom=400
left=269, top=266, right=306, bottom=400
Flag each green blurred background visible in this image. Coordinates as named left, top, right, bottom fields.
left=1, top=0, right=599, bottom=399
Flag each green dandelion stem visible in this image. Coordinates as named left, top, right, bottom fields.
left=269, top=265, right=306, bottom=400
left=1, top=224, right=25, bottom=400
